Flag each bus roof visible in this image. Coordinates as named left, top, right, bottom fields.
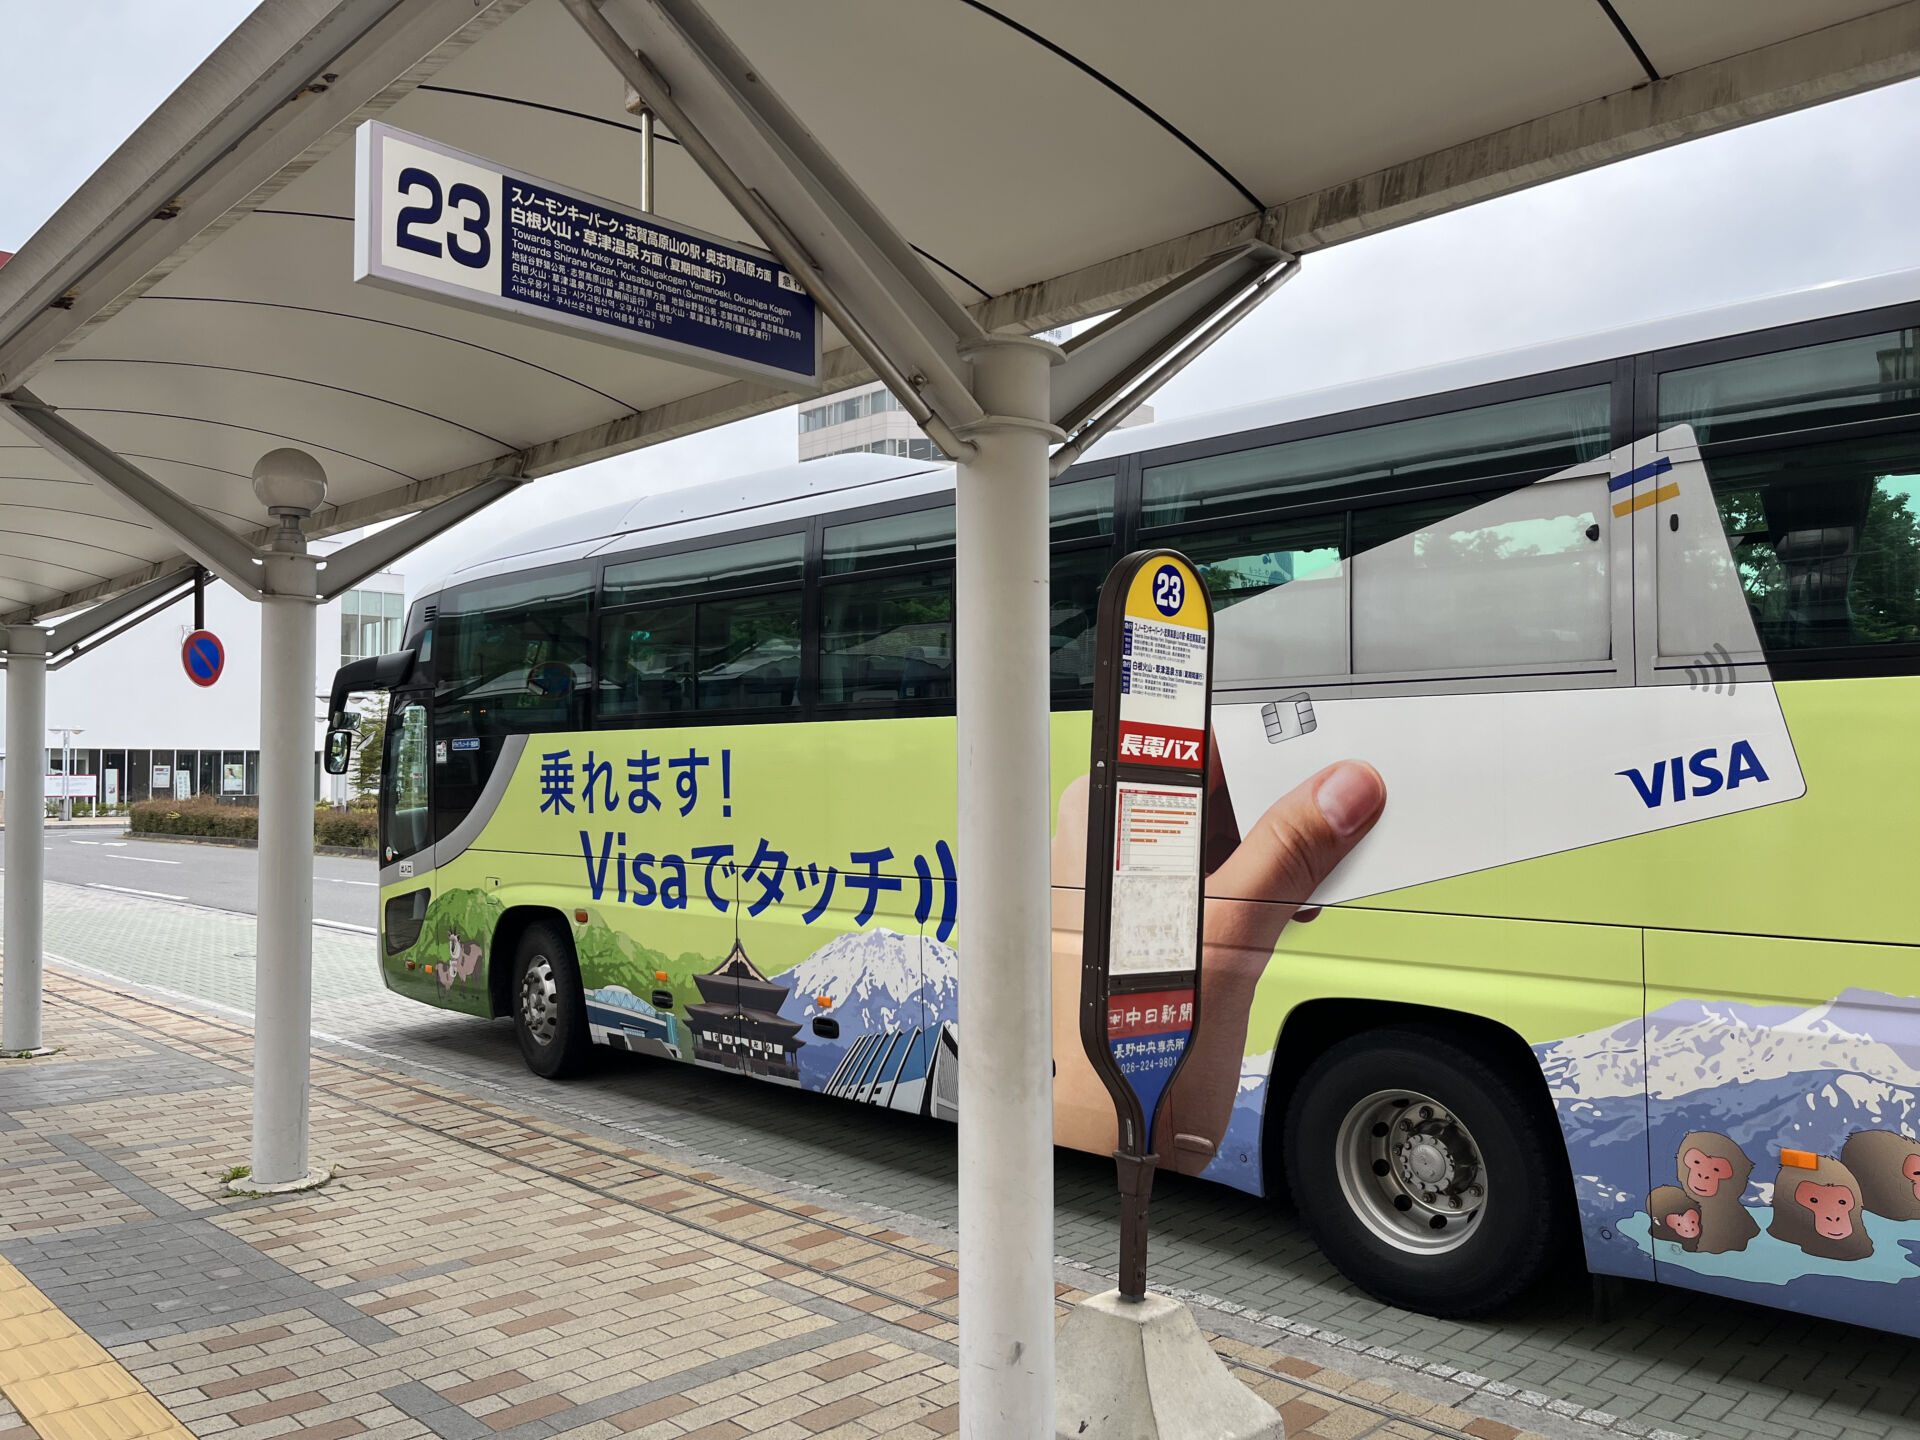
left=1080, top=265, right=1920, bottom=466
left=442, top=453, right=954, bottom=589
left=439, top=264, right=1920, bottom=593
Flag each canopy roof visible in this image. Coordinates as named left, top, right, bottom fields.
left=3, top=0, right=1917, bottom=621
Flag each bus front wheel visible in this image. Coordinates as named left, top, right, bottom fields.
left=512, top=921, right=591, bottom=1079
left=1282, top=1026, right=1571, bottom=1317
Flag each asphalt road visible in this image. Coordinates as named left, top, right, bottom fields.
left=19, top=827, right=377, bottom=926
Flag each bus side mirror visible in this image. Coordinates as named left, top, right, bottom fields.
left=323, top=728, right=354, bottom=775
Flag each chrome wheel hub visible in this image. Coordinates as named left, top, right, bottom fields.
left=519, top=955, right=560, bottom=1048
left=1335, top=1089, right=1487, bottom=1254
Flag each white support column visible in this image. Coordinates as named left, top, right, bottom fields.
left=3, top=625, right=48, bottom=1054
left=953, top=337, right=1064, bottom=1439
left=246, top=448, right=328, bottom=1192
left=253, top=553, right=320, bottom=1186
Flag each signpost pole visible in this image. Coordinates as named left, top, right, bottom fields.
left=639, top=108, right=655, bottom=213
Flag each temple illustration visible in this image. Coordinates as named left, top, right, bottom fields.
left=685, top=939, right=805, bottom=1084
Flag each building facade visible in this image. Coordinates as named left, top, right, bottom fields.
left=797, top=378, right=1151, bottom=462
left=0, top=533, right=403, bottom=809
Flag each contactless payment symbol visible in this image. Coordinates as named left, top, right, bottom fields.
left=182, top=629, right=225, bottom=688
left=1152, top=563, right=1184, bottom=616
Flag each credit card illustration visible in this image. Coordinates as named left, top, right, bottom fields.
left=1210, top=426, right=1805, bottom=904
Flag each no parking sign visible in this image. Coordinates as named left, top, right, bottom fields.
left=182, top=629, right=225, bottom=687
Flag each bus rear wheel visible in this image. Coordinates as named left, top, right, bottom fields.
left=1283, top=1026, right=1571, bottom=1317
left=512, top=920, right=590, bottom=1079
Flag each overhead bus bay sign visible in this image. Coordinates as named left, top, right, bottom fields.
left=353, top=122, right=820, bottom=389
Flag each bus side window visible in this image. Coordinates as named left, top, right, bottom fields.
left=598, top=533, right=806, bottom=720
left=1658, top=331, right=1920, bottom=662
left=818, top=507, right=955, bottom=708
left=1193, top=515, right=1350, bottom=686
left=819, top=569, right=953, bottom=704
left=432, top=567, right=590, bottom=839
left=1048, top=475, right=1116, bottom=708
left=1351, top=477, right=1613, bottom=673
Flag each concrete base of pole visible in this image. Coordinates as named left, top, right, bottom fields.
left=1054, top=1291, right=1284, bottom=1440
left=3, top=1048, right=57, bottom=1060
left=227, top=1165, right=332, bottom=1196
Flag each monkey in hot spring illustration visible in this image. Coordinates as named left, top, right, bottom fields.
left=1669, top=1132, right=1759, bottom=1254
left=1839, top=1130, right=1920, bottom=1222
left=1766, top=1154, right=1872, bottom=1261
left=1645, top=1185, right=1702, bottom=1250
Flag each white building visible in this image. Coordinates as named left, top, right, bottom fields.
left=797, top=375, right=1150, bottom=462
left=0, top=532, right=403, bottom=808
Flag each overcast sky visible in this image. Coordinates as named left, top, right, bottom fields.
left=7, top=3, right=1920, bottom=593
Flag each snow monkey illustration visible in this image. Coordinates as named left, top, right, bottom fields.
left=1644, top=1184, right=1702, bottom=1251
left=1766, top=1154, right=1872, bottom=1260
left=1838, top=1130, right=1920, bottom=1221
left=439, top=930, right=484, bottom=994
left=1675, top=1132, right=1759, bottom=1254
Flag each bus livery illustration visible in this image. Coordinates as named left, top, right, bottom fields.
left=350, top=274, right=1920, bottom=1338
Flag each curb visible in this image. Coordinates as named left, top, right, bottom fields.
left=124, top=830, right=376, bottom=859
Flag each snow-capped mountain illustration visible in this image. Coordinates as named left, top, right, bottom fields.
left=1540, top=989, right=1920, bottom=1165
left=1536, top=987, right=1920, bottom=1326
left=772, top=928, right=959, bottom=1090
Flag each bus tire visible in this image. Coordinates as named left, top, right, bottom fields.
left=1282, top=1026, right=1570, bottom=1317
left=511, top=920, right=590, bottom=1079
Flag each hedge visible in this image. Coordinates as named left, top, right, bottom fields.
left=129, top=798, right=377, bottom=849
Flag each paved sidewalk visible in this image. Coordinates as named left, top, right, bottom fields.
left=0, top=969, right=1595, bottom=1440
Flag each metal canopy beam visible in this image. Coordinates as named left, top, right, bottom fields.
left=0, top=0, right=525, bottom=392
left=317, top=469, right=528, bottom=600
left=0, top=389, right=263, bottom=597
left=44, top=565, right=201, bottom=664
left=1047, top=244, right=1299, bottom=476
left=560, top=0, right=986, bottom=459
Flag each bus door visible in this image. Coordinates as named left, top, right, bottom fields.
left=380, top=693, right=433, bottom=876
left=1626, top=425, right=1872, bottom=1311
left=379, top=692, right=434, bottom=954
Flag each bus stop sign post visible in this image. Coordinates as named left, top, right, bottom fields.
left=1080, top=550, right=1215, bottom=1297
left=1057, top=549, right=1282, bottom=1440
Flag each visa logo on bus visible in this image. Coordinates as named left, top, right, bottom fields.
left=1617, top=740, right=1769, bottom=809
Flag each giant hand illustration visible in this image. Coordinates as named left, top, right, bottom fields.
left=1050, top=760, right=1387, bottom=1172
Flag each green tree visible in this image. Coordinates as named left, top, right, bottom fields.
left=351, top=697, right=386, bottom=805
left=1849, top=477, right=1920, bottom=643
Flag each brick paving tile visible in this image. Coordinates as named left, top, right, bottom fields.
left=204, top=1326, right=294, bottom=1353
left=281, top=1421, right=367, bottom=1440
left=483, top=1394, right=572, bottom=1429
left=494, top=1309, right=576, bottom=1337
left=228, top=1389, right=330, bottom=1425
left=438, top=1372, right=529, bottom=1405
left=1284, top=1400, right=1333, bottom=1431
left=202, top=1368, right=299, bottom=1399
left=0, top=967, right=1667, bottom=1440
